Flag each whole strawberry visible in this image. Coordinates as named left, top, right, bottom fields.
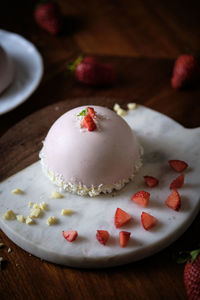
left=184, top=249, right=200, bottom=300
left=34, top=1, right=62, bottom=35
left=171, top=54, right=199, bottom=89
left=68, top=55, right=116, bottom=86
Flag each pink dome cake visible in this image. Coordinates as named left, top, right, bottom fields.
left=39, top=105, right=142, bottom=196
left=0, top=45, right=14, bottom=94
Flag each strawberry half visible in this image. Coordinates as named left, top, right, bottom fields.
left=96, top=230, right=109, bottom=245
left=119, top=231, right=131, bottom=248
left=168, top=160, right=188, bottom=172
left=34, top=2, right=62, bottom=35
left=184, top=249, right=200, bottom=300
left=114, top=208, right=132, bottom=228
left=165, top=189, right=181, bottom=211
left=170, top=174, right=184, bottom=189
left=81, top=114, right=96, bottom=131
left=141, top=212, right=157, bottom=231
left=62, top=230, right=78, bottom=242
left=131, top=191, right=150, bottom=207
left=144, top=176, right=159, bottom=187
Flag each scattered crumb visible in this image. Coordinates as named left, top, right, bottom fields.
left=29, top=201, right=34, bottom=208
left=8, top=248, right=12, bottom=253
left=26, top=217, right=34, bottom=225
left=3, top=209, right=16, bottom=220
left=116, top=108, right=127, bottom=116
left=113, top=103, right=120, bottom=112
left=51, top=191, right=63, bottom=199
left=30, top=208, right=42, bottom=218
left=61, top=209, right=73, bottom=216
left=16, top=215, right=25, bottom=223
left=47, top=216, right=57, bottom=226
left=40, top=202, right=48, bottom=211
left=0, top=243, right=4, bottom=248
left=33, top=203, right=40, bottom=209
left=12, top=188, right=23, bottom=195
left=127, top=102, right=137, bottom=110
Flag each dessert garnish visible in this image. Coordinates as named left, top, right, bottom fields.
left=141, top=212, right=157, bottom=231
left=170, top=174, right=184, bottom=189
left=168, top=160, right=188, bottom=172
left=96, top=230, right=110, bottom=245
left=114, top=208, right=132, bottom=228
left=46, top=216, right=57, bottom=225
left=165, top=189, right=181, bottom=211
left=131, top=191, right=150, bottom=207
left=144, top=176, right=159, bottom=187
left=62, top=230, right=78, bottom=242
left=78, top=107, right=97, bottom=131
left=119, top=231, right=131, bottom=247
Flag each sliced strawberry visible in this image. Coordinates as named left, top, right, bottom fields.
left=87, top=107, right=96, bottom=118
left=170, top=174, right=184, bottom=189
left=114, top=208, right=132, bottom=228
left=165, top=189, right=181, bottom=211
left=81, top=114, right=96, bottom=131
left=141, top=212, right=157, bottom=231
left=96, top=230, right=109, bottom=245
left=131, top=191, right=150, bottom=207
left=62, top=230, right=78, bottom=242
left=119, top=231, right=131, bottom=247
left=144, top=176, right=159, bottom=187
left=168, top=160, right=188, bottom=172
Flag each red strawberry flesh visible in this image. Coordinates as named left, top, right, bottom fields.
left=62, top=230, right=78, bottom=242
left=141, top=212, right=157, bottom=231
left=96, top=230, right=109, bottom=245
left=114, top=208, right=132, bottom=228
left=131, top=191, right=150, bottom=207
left=87, top=107, right=96, bottom=118
left=170, top=174, right=184, bottom=189
left=144, top=176, right=159, bottom=187
left=165, top=189, right=181, bottom=211
left=119, top=231, right=131, bottom=247
left=81, top=114, right=96, bottom=131
left=168, top=159, right=188, bottom=172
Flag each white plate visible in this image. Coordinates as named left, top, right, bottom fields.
left=0, top=106, right=200, bottom=268
left=0, top=30, right=43, bottom=115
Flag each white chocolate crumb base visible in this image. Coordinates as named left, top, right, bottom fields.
left=39, top=147, right=143, bottom=197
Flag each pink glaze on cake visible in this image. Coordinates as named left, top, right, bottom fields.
left=40, top=105, right=142, bottom=196
left=0, top=45, right=14, bottom=94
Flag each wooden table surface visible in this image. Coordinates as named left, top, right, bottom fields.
left=0, top=1, right=200, bottom=299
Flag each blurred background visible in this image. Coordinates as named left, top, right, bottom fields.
left=0, top=0, right=200, bottom=132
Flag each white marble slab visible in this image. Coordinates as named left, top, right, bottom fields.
left=0, top=105, right=199, bottom=268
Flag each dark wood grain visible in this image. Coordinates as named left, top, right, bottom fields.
left=1, top=0, right=200, bottom=299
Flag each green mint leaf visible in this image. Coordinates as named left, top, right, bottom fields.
left=77, top=108, right=87, bottom=116
left=190, top=249, right=200, bottom=263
